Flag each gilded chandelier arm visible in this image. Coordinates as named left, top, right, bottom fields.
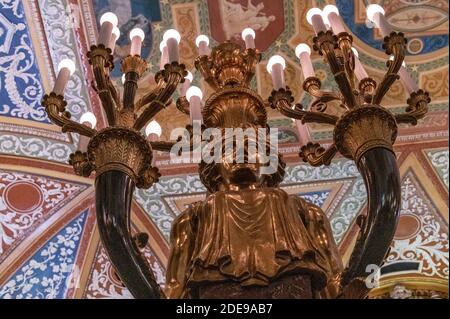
left=176, top=96, right=190, bottom=115
left=150, top=141, right=175, bottom=153
left=134, top=72, right=166, bottom=112
left=337, top=32, right=356, bottom=89
left=69, top=151, right=93, bottom=177
left=121, top=55, right=148, bottom=109
left=372, top=32, right=407, bottom=105
left=42, top=93, right=96, bottom=137
left=395, top=90, right=431, bottom=125
left=303, top=77, right=342, bottom=103
left=299, top=143, right=338, bottom=167
left=269, top=88, right=339, bottom=125
left=96, top=89, right=117, bottom=126
left=313, top=31, right=358, bottom=109
left=88, top=45, right=117, bottom=125
left=107, top=77, right=121, bottom=110
left=133, top=62, right=187, bottom=131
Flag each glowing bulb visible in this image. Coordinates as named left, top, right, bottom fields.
left=108, top=26, right=121, bottom=50
left=353, top=48, right=369, bottom=81
left=80, top=112, right=97, bottom=128
left=241, top=28, right=256, bottom=40
left=159, top=40, right=167, bottom=52
left=195, top=35, right=209, bottom=47
left=366, top=4, right=385, bottom=23
left=186, top=86, right=203, bottom=101
left=100, top=12, right=118, bottom=27
left=163, top=29, right=181, bottom=44
left=164, top=29, right=181, bottom=62
left=185, top=71, right=193, bottom=83
left=295, top=43, right=311, bottom=58
left=129, top=28, right=145, bottom=41
left=389, top=55, right=406, bottom=67
left=111, top=26, right=120, bottom=39
left=323, top=5, right=339, bottom=17
left=306, top=8, right=323, bottom=25
left=121, top=74, right=126, bottom=84
left=266, top=55, right=286, bottom=74
left=145, top=120, right=162, bottom=138
left=57, top=59, right=76, bottom=76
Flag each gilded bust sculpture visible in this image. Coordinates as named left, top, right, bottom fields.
left=165, top=136, right=344, bottom=299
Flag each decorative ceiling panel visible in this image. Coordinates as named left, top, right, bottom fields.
left=0, top=169, right=89, bottom=262
left=0, top=210, right=88, bottom=299
left=0, top=0, right=46, bottom=123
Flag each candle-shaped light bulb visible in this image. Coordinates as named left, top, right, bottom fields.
left=181, top=71, right=193, bottom=96
left=108, top=26, right=120, bottom=51
left=121, top=74, right=126, bottom=85
left=53, top=59, right=76, bottom=95
left=129, top=28, right=145, bottom=56
left=98, top=12, right=118, bottom=46
left=267, top=55, right=286, bottom=90
left=322, top=14, right=331, bottom=30
left=351, top=47, right=369, bottom=81
left=195, top=35, right=210, bottom=56
left=159, top=41, right=169, bottom=70
left=186, top=86, right=203, bottom=123
left=306, top=8, right=327, bottom=35
left=323, top=5, right=346, bottom=34
left=366, top=4, right=392, bottom=37
left=145, top=120, right=162, bottom=142
left=295, top=43, right=315, bottom=80
left=80, top=112, right=97, bottom=128
left=241, top=28, right=256, bottom=49
left=163, top=29, right=181, bottom=63
left=78, top=112, right=97, bottom=152
left=390, top=56, right=418, bottom=94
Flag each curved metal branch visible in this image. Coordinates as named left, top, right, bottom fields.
left=176, top=96, right=190, bottom=115
left=269, top=89, right=339, bottom=125
left=150, top=141, right=175, bottom=153
left=279, top=99, right=338, bottom=125
left=96, top=88, right=117, bottom=126
left=372, top=32, right=407, bottom=105
left=337, top=32, right=356, bottom=90
left=313, top=31, right=358, bottom=109
left=121, top=56, right=148, bottom=110
left=89, top=47, right=116, bottom=126
left=134, top=64, right=186, bottom=131
left=395, top=90, right=431, bottom=125
left=299, top=143, right=338, bottom=166
left=135, top=73, right=166, bottom=113
left=42, top=94, right=96, bottom=137
left=340, top=148, right=401, bottom=289
left=303, top=77, right=342, bottom=103
left=96, top=170, right=163, bottom=299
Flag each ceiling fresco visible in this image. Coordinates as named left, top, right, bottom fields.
left=0, top=0, right=448, bottom=298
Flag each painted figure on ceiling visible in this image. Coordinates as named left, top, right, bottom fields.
left=219, top=0, right=275, bottom=40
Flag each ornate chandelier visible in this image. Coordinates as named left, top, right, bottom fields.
left=41, top=4, right=430, bottom=299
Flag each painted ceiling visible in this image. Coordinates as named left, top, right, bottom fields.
left=0, top=0, right=448, bottom=298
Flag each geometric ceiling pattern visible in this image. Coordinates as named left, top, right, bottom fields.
left=0, top=0, right=448, bottom=298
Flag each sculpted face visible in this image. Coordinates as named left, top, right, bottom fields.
left=218, top=144, right=265, bottom=188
